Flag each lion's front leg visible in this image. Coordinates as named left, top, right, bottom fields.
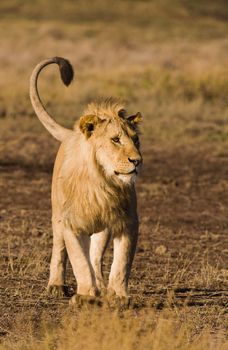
left=108, top=227, right=138, bottom=299
left=90, top=229, right=110, bottom=291
left=63, top=227, right=98, bottom=302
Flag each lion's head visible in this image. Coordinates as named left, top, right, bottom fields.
left=76, top=100, right=142, bottom=185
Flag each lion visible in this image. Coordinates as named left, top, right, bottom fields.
left=30, top=57, right=143, bottom=304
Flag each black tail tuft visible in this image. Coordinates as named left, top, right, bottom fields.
left=53, top=56, right=74, bottom=86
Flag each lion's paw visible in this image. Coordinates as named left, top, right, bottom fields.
left=69, top=294, right=102, bottom=307
left=47, top=285, right=66, bottom=298
left=104, top=291, right=131, bottom=309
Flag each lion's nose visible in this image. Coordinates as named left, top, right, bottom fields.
left=128, top=157, right=141, bottom=167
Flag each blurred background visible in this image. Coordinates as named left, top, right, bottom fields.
left=0, top=0, right=227, bottom=166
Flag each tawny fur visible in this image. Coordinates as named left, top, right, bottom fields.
left=30, top=57, right=142, bottom=301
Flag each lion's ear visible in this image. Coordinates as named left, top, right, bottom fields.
left=79, top=114, right=101, bottom=138
left=127, top=112, right=143, bottom=125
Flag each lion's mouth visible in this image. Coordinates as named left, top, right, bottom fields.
left=114, top=169, right=137, bottom=176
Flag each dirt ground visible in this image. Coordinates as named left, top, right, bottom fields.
left=0, top=141, right=227, bottom=336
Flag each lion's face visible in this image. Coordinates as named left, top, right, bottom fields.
left=79, top=106, right=142, bottom=185
left=95, top=120, right=142, bottom=184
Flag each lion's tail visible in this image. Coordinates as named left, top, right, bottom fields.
left=30, top=57, right=74, bottom=142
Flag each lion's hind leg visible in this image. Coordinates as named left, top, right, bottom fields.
left=47, top=219, right=67, bottom=297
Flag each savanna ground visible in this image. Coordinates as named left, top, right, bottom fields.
left=0, top=1, right=228, bottom=349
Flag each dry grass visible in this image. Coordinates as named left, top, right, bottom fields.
left=0, top=306, right=227, bottom=350
left=0, top=0, right=228, bottom=349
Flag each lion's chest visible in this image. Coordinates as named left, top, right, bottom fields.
left=64, top=185, right=130, bottom=234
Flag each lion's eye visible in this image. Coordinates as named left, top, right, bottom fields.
left=112, top=136, right=120, bottom=143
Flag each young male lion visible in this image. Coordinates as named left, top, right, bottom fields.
left=30, top=57, right=142, bottom=304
